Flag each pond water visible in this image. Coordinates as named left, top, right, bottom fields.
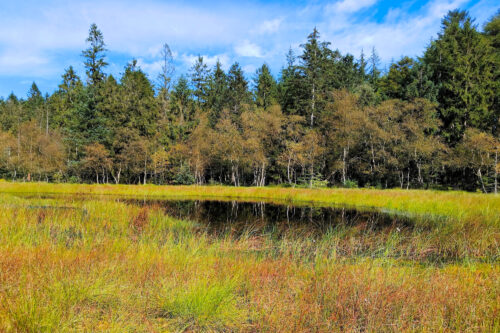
left=7, top=193, right=415, bottom=237
left=120, top=198, right=414, bottom=237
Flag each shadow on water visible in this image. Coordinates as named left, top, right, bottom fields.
left=120, top=198, right=415, bottom=238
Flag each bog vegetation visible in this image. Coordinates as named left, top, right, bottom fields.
left=0, top=10, right=499, bottom=191
left=0, top=184, right=498, bottom=331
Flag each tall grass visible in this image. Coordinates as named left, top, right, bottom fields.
left=0, top=184, right=498, bottom=331
left=1, top=182, right=498, bottom=225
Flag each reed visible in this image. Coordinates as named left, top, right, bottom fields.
left=1, top=182, right=498, bottom=226
left=0, top=183, right=498, bottom=331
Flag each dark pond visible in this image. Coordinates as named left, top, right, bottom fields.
left=120, top=198, right=415, bottom=237
left=7, top=193, right=416, bottom=237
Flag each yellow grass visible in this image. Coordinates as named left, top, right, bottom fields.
left=0, top=182, right=498, bottom=331
left=1, top=182, right=499, bottom=225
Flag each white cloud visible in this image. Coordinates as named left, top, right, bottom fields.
left=0, top=1, right=258, bottom=57
left=321, top=0, right=471, bottom=63
left=243, top=64, right=258, bottom=75
left=384, top=8, right=404, bottom=22
left=0, top=0, right=497, bottom=97
left=329, top=0, right=378, bottom=13
left=136, top=58, right=162, bottom=76
left=180, top=53, right=231, bottom=70
left=0, top=52, right=52, bottom=76
left=256, top=18, right=283, bottom=34
left=235, top=40, right=263, bottom=58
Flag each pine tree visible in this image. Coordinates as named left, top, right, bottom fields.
left=120, top=60, right=158, bottom=137
left=424, top=10, right=497, bottom=144
left=358, top=49, right=368, bottom=81
left=190, top=56, right=209, bottom=107
left=299, top=28, right=328, bottom=127
left=368, top=47, right=381, bottom=85
left=254, top=63, right=277, bottom=110
left=227, top=62, right=249, bottom=119
left=278, top=48, right=309, bottom=117
left=483, top=11, right=500, bottom=137
left=172, top=75, right=192, bottom=127
left=82, top=23, right=108, bottom=86
left=157, top=43, right=175, bottom=118
left=59, top=66, right=81, bottom=94
left=378, top=57, right=437, bottom=101
left=25, top=82, right=44, bottom=122
left=206, top=60, right=228, bottom=126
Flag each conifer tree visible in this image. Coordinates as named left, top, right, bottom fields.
left=82, top=23, right=108, bottom=86
left=190, top=56, right=209, bottom=107
left=206, top=60, right=228, bottom=126
left=254, top=64, right=277, bottom=110
left=227, top=62, right=249, bottom=118
left=424, top=10, right=497, bottom=144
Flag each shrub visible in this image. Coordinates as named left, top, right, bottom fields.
left=343, top=179, right=358, bottom=188
left=174, top=163, right=195, bottom=185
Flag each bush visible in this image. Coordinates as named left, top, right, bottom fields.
left=174, top=163, right=195, bottom=185
left=343, top=179, right=358, bottom=188
left=67, top=176, right=80, bottom=184
left=297, top=173, right=328, bottom=189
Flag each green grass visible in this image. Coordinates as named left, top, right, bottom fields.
left=0, top=182, right=498, bottom=331
left=1, top=181, right=498, bottom=225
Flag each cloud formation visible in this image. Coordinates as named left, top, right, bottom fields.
left=0, top=0, right=497, bottom=97
left=330, top=0, right=378, bottom=13
left=235, top=41, right=264, bottom=58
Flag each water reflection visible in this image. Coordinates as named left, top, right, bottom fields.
left=7, top=192, right=415, bottom=238
left=122, top=199, right=414, bottom=238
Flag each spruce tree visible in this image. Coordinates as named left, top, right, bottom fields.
left=206, top=60, right=228, bottom=126
left=190, top=56, right=209, bottom=107
left=82, top=23, right=108, bottom=86
left=424, top=10, right=497, bottom=144
left=227, top=62, right=249, bottom=118
left=254, top=64, right=277, bottom=110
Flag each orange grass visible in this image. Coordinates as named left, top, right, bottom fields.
left=0, top=184, right=498, bottom=331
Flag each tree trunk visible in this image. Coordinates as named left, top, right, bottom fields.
left=112, top=167, right=121, bottom=184
left=342, top=147, right=347, bottom=185
left=417, top=162, right=423, bottom=185
left=46, top=107, right=49, bottom=136
left=370, top=138, right=376, bottom=175
left=495, top=151, right=498, bottom=195
left=477, top=168, right=487, bottom=193
left=287, top=157, right=291, bottom=184
left=310, top=82, right=315, bottom=127
left=231, top=163, right=239, bottom=186
left=260, top=162, right=266, bottom=187
left=143, top=156, right=147, bottom=185
left=309, top=159, right=314, bottom=189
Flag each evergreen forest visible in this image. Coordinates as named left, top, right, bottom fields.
left=0, top=10, right=499, bottom=192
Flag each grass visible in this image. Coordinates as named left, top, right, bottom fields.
left=1, top=181, right=499, bottom=225
left=0, top=182, right=498, bottom=331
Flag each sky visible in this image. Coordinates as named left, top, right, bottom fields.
left=0, top=0, right=498, bottom=99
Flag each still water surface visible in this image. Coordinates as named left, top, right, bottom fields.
left=120, top=198, right=414, bottom=237
left=10, top=193, right=415, bottom=237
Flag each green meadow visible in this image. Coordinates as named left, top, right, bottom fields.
left=0, top=183, right=498, bottom=332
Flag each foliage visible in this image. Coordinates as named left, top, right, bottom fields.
left=174, top=162, right=195, bottom=185
left=0, top=13, right=499, bottom=192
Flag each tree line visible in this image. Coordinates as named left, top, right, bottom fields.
left=0, top=10, right=499, bottom=192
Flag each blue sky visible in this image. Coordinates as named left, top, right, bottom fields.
left=0, top=0, right=497, bottom=99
